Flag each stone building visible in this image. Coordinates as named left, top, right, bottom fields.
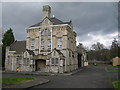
left=112, top=57, right=120, bottom=66
left=5, top=5, right=79, bottom=73
left=77, top=43, right=88, bottom=68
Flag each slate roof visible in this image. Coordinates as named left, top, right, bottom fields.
left=29, top=17, right=71, bottom=27
left=10, top=40, right=26, bottom=54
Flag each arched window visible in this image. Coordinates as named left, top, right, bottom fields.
left=41, top=29, right=51, bottom=35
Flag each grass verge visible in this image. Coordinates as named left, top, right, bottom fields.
left=108, top=65, right=120, bottom=68
left=1, top=77, right=36, bottom=84
left=112, top=81, right=120, bottom=90
left=107, top=70, right=120, bottom=72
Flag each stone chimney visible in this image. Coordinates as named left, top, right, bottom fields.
left=42, top=5, right=51, bottom=20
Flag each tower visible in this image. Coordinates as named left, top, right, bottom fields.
left=42, top=5, right=51, bottom=20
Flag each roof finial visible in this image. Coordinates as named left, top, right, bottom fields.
left=53, top=15, right=55, bottom=18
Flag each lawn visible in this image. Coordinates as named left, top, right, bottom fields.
left=109, top=65, right=120, bottom=68
left=106, top=65, right=120, bottom=72
left=112, top=81, right=120, bottom=90
left=1, top=77, right=36, bottom=84
left=107, top=70, right=120, bottom=72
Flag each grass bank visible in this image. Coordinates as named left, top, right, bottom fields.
left=1, top=77, right=36, bottom=84
left=107, top=70, right=120, bottom=72
left=112, top=81, right=120, bottom=90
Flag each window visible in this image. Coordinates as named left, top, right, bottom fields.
left=41, top=30, right=51, bottom=35
left=51, top=58, right=58, bottom=65
left=26, top=58, right=29, bottom=64
left=69, top=51, right=71, bottom=57
left=41, top=39, right=44, bottom=50
left=31, top=39, right=35, bottom=50
left=23, top=58, right=29, bottom=65
left=8, top=56, right=10, bottom=64
left=47, top=30, right=51, bottom=35
left=48, top=39, right=51, bottom=50
left=25, top=52, right=27, bottom=57
left=58, top=38, right=62, bottom=49
left=55, top=58, right=58, bottom=65
left=72, top=52, right=74, bottom=58
left=52, top=58, right=54, bottom=64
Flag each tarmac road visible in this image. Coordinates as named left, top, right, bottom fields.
left=2, top=65, right=115, bottom=88
left=32, top=65, right=114, bottom=88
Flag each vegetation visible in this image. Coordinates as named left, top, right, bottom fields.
left=106, top=70, right=120, bottom=72
left=87, top=38, right=119, bottom=62
left=2, top=28, right=15, bottom=67
left=1, top=77, right=36, bottom=84
left=108, top=65, right=120, bottom=68
left=112, top=81, right=120, bottom=90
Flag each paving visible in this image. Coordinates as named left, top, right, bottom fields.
left=2, top=68, right=83, bottom=76
left=2, top=65, right=117, bottom=89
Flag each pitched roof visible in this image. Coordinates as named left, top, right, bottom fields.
left=48, top=48, right=65, bottom=58
left=29, top=17, right=71, bottom=27
left=49, top=17, right=64, bottom=25
left=54, top=48, right=65, bottom=57
left=10, top=40, right=26, bottom=54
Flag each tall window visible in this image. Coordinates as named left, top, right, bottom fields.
left=55, top=58, right=58, bottom=65
left=31, top=39, right=35, bottom=50
left=48, top=39, right=51, bottom=50
left=8, top=56, right=10, bottom=64
left=52, top=58, right=54, bottom=65
left=58, top=38, right=62, bottom=49
left=41, top=39, right=44, bottom=50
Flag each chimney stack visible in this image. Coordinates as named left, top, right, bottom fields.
left=42, top=5, right=51, bottom=20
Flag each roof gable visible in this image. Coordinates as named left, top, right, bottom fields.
left=41, top=17, right=53, bottom=25
left=48, top=48, right=65, bottom=59
left=29, top=17, right=72, bottom=27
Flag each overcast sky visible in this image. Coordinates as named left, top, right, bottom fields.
left=1, top=2, right=118, bottom=48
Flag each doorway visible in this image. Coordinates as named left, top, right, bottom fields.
left=78, top=54, right=82, bottom=68
left=35, top=59, right=46, bottom=72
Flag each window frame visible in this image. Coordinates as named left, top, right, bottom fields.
left=57, top=38, right=62, bottom=49
left=31, top=39, right=35, bottom=50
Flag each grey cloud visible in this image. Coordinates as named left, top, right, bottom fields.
left=2, top=2, right=118, bottom=46
left=0, top=3, right=2, bottom=28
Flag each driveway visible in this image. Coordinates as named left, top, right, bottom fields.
left=2, top=65, right=115, bottom=88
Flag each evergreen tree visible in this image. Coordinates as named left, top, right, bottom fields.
left=2, top=28, right=15, bottom=67
left=2, top=28, right=15, bottom=46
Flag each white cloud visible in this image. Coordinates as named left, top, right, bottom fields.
left=77, top=32, right=118, bottom=48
